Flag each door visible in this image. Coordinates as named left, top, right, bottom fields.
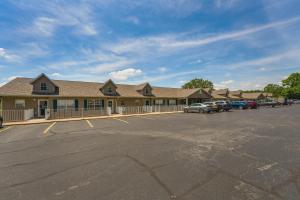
left=108, top=100, right=114, bottom=113
left=39, top=100, right=48, bottom=117
left=145, top=100, right=150, bottom=106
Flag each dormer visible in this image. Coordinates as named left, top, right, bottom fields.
left=100, top=79, right=118, bottom=96
left=136, top=82, right=153, bottom=96
left=31, top=73, right=59, bottom=94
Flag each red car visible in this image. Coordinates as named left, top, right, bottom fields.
left=246, top=101, right=258, bottom=109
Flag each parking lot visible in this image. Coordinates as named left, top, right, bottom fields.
left=0, top=105, right=300, bottom=200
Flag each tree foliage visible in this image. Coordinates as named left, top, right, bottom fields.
left=264, top=84, right=283, bottom=98
left=182, top=78, right=214, bottom=89
left=263, top=72, right=300, bottom=99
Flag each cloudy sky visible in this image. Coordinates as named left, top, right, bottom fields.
left=0, top=0, right=300, bottom=90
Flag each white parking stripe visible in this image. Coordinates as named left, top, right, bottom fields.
left=86, top=120, right=94, bottom=128
left=43, top=122, right=56, bottom=134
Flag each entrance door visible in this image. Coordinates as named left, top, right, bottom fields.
left=39, top=100, right=48, bottom=117
left=108, top=100, right=114, bottom=113
left=145, top=100, right=150, bottom=106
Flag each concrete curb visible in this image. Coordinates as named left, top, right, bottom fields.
left=3, top=111, right=183, bottom=126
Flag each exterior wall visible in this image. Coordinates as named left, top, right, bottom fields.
left=117, top=98, right=145, bottom=107
left=32, top=76, right=57, bottom=94
left=1, top=96, right=39, bottom=117
left=101, top=81, right=117, bottom=96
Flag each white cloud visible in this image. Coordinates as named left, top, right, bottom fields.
left=85, top=60, right=134, bottom=74
left=125, top=16, right=140, bottom=25
left=158, top=67, right=167, bottom=73
left=50, top=73, right=62, bottom=77
left=7, top=76, right=19, bottom=81
left=33, top=17, right=57, bottom=37
left=0, top=48, right=19, bottom=62
left=19, top=1, right=97, bottom=37
left=109, top=68, right=143, bottom=81
left=221, top=80, right=235, bottom=85
left=259, top=67, right=267, bottom=71
left=215, top=0, right=239, bottom=9
left=166, top=16, right=300, bottom=49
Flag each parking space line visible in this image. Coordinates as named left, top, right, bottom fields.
left=0, top=126, right=12, bottom=134
left=86, top=120, right=94, bottom=128
left=112, top=118, right=129, bottom=124
left=43, top=122, right=56, bottom=134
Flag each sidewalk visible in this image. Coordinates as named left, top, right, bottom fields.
left=3, top=111, right=183, bottom=126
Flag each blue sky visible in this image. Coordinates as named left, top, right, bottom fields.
left=0, top=0, right=300, bottom=90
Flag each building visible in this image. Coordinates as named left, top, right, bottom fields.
left=211, top=89, right=229, bottom=100
left=0, top=74, right=211, bottom=120
left=241, top=93, right=266, bottom=101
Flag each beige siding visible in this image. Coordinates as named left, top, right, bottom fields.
left=32, top=76, right=56, bottom=94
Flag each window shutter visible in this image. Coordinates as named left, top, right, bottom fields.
left=53, top=99, right=57, bottom=112
left=75, top=99, right=79, bottom=111
left=84, top=99, right=88, bottom=111
left=101, top=100, right=105, bottom=108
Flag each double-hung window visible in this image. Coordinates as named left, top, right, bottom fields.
left=40, top=83, right=47, bottom=91
left=15, top=99, right=25, bottom=109
left=88, top=99, right=103, bottom=110
left=57, top=100, right=75, bottom=110
left=155, top=99, right=164, bottom=105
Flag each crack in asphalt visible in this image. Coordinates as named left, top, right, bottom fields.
left=125, top=154, right=176, bottom=200
left=0, top=154, right=121, bottom=191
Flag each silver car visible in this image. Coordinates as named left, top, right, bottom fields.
left=184, top=103, right=211, bottom=113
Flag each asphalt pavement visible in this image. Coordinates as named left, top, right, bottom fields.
left=0, top=105, right=300, bottom=200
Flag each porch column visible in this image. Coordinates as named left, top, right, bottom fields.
left=186, top=98, right=189, bottom=106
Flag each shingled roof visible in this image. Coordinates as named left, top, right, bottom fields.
left=0, top=77, right=210, bottom=99
left=242, top=93, right=265, bottom=100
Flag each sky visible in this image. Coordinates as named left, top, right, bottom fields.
left=0, top=0, right=300, bottom=90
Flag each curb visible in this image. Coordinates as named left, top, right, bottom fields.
left=3, top=111, right=183, bottom=126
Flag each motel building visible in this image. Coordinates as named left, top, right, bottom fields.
left=0, top=74, right=212, bottom=122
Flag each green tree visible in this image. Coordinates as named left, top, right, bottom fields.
left=182, top=78, right=214, bottom=89
left=264, top=84, right=283, bottom=98
left=282, top=73, right=300, bottom=99
left=282, top=73, right=300, bottom=87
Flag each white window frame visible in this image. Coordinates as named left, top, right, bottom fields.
left=169, top=100, right=176, bottom=105
left=88, top=99, right=103, bottom=110
left=15, top=99, right=25, bottom=109
left=57, top=100, right=75, bottom=110
left=155, top=99, right=164, bottom=105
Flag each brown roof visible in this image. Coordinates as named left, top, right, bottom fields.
left=242, top=93, right=265, bottom=100
left=0, top=77, right=208, bottom=99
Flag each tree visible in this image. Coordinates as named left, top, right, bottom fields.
left=182, top=78, right=214, bottom=89
left=282, top=73, right=300, bottom=87
left=282, top=73, right=300, bottom=99
left=264, top=84, right=283, bottom=98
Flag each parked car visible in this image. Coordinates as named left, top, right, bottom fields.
left=293, top=99, right=300, bottom=104
left=246, top=101, right=258, bottom=109
left=184, top=103, right=212, bottom=113
left=0, top=116, right=3, bottom=128
left=230, top=101, right=249, bottom=109
left=203, top=102, right=222, bottom=112
left=215, top=100, right=232, bottom=111
left=257, top=100, right=281, bottom=107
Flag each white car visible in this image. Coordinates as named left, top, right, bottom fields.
left=184, top=103, right=211, bottom=113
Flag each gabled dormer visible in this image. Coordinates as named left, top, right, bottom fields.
left=100, top=79, right=118, bottom=96
left=136, top=82, right=153, bottom=96
left=31, top=73, right=59, bottom=95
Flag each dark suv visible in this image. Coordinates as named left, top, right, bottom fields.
left=215, top=101, right=232, bottom=111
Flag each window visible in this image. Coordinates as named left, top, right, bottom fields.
left=57, top=100, right=75, bottom=110
left=88, top=99, right=104, bottom=110
left=15, top=99, right=25, bottom=109
left=155, top=99, right=164, bottom=105
left=169, top=100, right=176, bottom=105
left=108, top=87, right=113, bottom=93
left=40, top=83, right=47, bottom=91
